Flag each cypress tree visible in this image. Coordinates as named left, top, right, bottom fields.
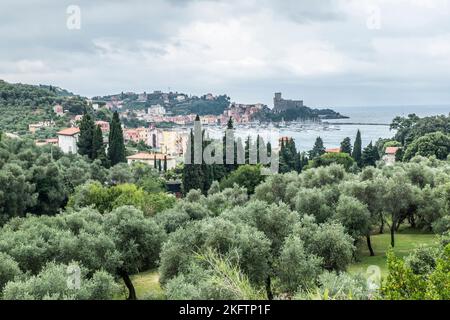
left=227, top=117, right=233, bottom=129
left=154, top=154, right=157, bottom=169
left=352, top=130, right=362, bottom=166
left=107, top=111, right=126, bottom=166
left=340, top=137, right=352, bottom=155
left=362, top=141, right=380, bottom=167
left=163, top=155, right=168, bottom=172
left=223, top=117, right=235, bottom=173
left=77, top=112, right=95, bottom=158
left=158, top=159, right=162, bottom=172
left=256, top=134, right=260, bottom=164
left=92, top=125, right=107, bottom=164
left=182, top=128, right=204, bottom=194
left=245, top=136, right=250, bottom=164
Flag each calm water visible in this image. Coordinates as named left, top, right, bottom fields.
left=206, top=105, right=450, bottom=152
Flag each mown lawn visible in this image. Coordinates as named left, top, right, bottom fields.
left=348, top=230, right=437, bottom=277
left=117, top=269, right=165, bottom=300
left=119, top=231, right=438, bottom=299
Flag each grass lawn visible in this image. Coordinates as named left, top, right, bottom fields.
left=119, top=231, right=438, bottom=299
left=348, top=230, right=438, bottom=277
left=117, top=269, right=165, bottom=300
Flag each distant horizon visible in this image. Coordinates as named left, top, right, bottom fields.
left=3, top=78, right=450, bottom=112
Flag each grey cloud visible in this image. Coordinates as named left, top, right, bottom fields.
left=1, top=0, right=450, bottom=106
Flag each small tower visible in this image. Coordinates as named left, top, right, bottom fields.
left=274, top=92, right=283, bottom=113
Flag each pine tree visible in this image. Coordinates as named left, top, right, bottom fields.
left=362, top=141, right=380, bottom=167
left=107, top=111, right=126, bottom=166
left=309, top=137, right=325, bottom=159
left=340, top=137, right=352, bottom=155
left=279, top=138, right=299, bottom=173
left=352, top=130, right=362, bottom=166
left=77, top=112, right=95, bottom=158
left=92, top=125, right=107, bottom=164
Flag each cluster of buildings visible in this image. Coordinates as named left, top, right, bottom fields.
left=123, top=125, right=188, bottom=156
left=44, top=121, right=187, bottom=171
left=126, top=102, right=266, bottom=126
left=223, top=103, right=265, bottom=124
left=134, top=111, right=198, bottom=125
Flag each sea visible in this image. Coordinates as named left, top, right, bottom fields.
left=204, top=105, right=450, bottom=152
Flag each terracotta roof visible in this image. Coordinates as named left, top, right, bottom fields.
left=57, top=127, right=80, bottom=136
left=385, top=147, right=400, bottom=155
left=326, top=148, right=341, bottom=153
left=127, top=152, right=174, bottom=161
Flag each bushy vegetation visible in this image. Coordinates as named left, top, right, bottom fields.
left=0, top=86, right=449, bottom=301
left=156, top=157, right=450, bottom=300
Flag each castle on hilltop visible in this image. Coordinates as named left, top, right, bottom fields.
left=273, top=92, right=304, bottom=113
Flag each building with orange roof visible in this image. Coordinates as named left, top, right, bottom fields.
left=326, top=148, right=341, bottom=153
left=383, top=146, right=400, bottom=165
left=57, top=127, right=80, bottom=154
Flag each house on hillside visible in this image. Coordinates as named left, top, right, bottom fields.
left=383, top=147, right=400, bottom=165
left=35, top=138, right=58, bottom=147
left=57, top=127, right=80, bottom=154
left=95, top=120, right=110, bottom=133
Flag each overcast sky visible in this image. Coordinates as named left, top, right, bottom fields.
left=2, top=0, right=450, bottom=107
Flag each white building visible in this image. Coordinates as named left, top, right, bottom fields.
left=57, top=127, right=80, bottom=154
left=148, top=104, right=166, bottom=116
left=383, top=147, right=400, bottom=165
left=148, top=126, right=188, bottom=156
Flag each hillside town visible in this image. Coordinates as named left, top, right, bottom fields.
left=23, top=90, right=400, bottom=171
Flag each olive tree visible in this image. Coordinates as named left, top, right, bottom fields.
left=159, top=217, right=271, bottom=287
left=103, top=206, right=166, bottom=299
left=2, top=262, right=118, bottom=300
left=277, top=235, right=323, bottom=294
left=221, top=200, right=299, bottom=298
left=383, top=174, right=420, bottom=247
left=0, top=252, right=22, bottom=291
left=294, top=218, right=355, bottom=272
left=334, top=195, right=371, bottom=252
